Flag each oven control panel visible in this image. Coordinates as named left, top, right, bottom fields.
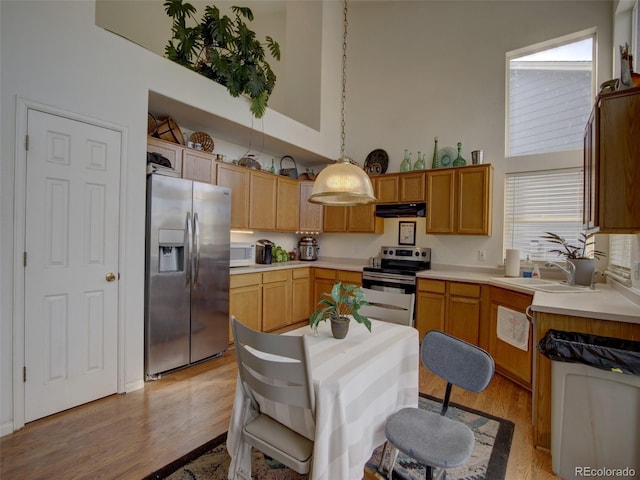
left=380, top=246, right=431, bottom=262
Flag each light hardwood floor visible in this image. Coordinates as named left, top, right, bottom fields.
left=0, top=350, right=559, bottom=480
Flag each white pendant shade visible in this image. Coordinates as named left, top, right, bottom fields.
left=308, top=157, right=376, bottom=206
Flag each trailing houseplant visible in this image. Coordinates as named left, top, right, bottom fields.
left=309, top=282, right=371, bottom=339
left=164, top=0, right=281, bottom=118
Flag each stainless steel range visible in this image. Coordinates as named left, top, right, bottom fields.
left=362, top=246, right=431, bottom=295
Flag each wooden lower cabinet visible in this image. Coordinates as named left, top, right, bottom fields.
left=489, top=287, right=533, bottom=390
left=262, top=270, right=291, bottom=332
left=229, top=273, right=262, bottom=343
left=292, top=268, right=312, bottom=323
left=416, top=279, right=482, bottom=346
left=313, top=268, right=362, bottom=307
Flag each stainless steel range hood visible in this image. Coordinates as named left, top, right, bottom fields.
left=375, top=202, right=426, bottom=218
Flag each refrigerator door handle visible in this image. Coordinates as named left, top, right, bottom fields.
left=193, top=212, right=201, bottom=284
left=185, top=211, right=192, bottom=285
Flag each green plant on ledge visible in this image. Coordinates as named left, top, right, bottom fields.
left=309, top=282, right=371, bottom=335
left=541, top=232, right=606, bottom=260
left=164, top=0, right=281, bottom=118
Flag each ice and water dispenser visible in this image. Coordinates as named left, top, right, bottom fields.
left=158, top=229, right=185, bottom=273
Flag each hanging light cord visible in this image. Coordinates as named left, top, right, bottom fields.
left=340, top=0, right=348, bottom=160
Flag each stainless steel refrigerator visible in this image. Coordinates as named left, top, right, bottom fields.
left=144, top=173, right=231, bottom=379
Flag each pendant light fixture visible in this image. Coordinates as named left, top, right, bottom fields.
left=308, top=0, right=376, bottom=206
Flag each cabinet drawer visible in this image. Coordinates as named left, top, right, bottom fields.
left=292, top=267, right=310, bottom=279
left=418, top=279, right=446, bottom=294
left=263, top=269, right=289, bottom=284
left=337, top=270, right=362, bottom=285
left=314, top=268, right=337, bottom=280
left=230, top=272, right=261, bottom=288
left=449, top=282, right=480, bottom=298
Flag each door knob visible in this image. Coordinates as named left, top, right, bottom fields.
left=105, top=272, right=116, bottom=282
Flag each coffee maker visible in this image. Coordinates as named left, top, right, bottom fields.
left=255, top=239, right=273, bottom=264
left=298, top=236, right=319, bottom=261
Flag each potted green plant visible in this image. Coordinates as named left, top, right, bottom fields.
left=309, top=282, right=372, bottom=339
left=541, top=232, right=605, bottom=285
left=164, top=0, right=281, bottom=118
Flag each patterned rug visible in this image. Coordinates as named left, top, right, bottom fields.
left=144, top=393, right=514, bottom=480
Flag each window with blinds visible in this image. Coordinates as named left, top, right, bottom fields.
left=503, top=168, right=584, bottom=261
left=608, top=235, right=632, bottom=285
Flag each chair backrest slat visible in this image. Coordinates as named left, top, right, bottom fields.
left=360, top=288, right=415, bottom=326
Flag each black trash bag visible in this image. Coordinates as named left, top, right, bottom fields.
left=147, top=152, right=172, bottom=168
left=537, top=329, right=640, bottom=375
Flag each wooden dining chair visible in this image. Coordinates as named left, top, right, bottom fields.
left=381, top=330, right=495, bottom=480
left=230, top=316, right=315, bottom=475
left=360, top=288, right=415, bottom=326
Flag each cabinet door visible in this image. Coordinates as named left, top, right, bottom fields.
left=292, top=268, right=312, bottom=322
left=323, top=206, right=348, bottom=232
left=147, top=137, right=183, bottom=175
left=262, top=270, right=291, bottom=331
left=416, top=291, right=445, bottom=340
left=182, top=149, right=215, bottom=184
left=299, top=181, right=323, bottom=232
left=457, top=165, right=492, bottom=235
left=598, top=90, right=640, bottom=231
left=276, top=177, right=300, bottom=232
left=249, top=171, right=277, bottom=231
left=446, top=295, right=480, bottom=345
left=217, top=163, right=249, bottom=229
left=399, top=172, right=426, bottom=202
left=348, top=204, right=381, bottom=233
left=229, top=284, right=262, bottom=343
left=313, top=268, right=337, bottom=304
left=489, top=287, right=533, bottom=389
left=426, top=169, right=455, bottom=234
left=374, top=175, right=399, bottom=203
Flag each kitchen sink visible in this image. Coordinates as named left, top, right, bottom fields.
left=490, top=277, right=596, bottom=293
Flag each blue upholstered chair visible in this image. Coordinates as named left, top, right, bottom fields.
left=382, top=330, right=495, bottom=480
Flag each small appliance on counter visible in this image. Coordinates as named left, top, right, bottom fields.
left=298, top=236, right=320, bottom=261
left=256, top=239, right=274, bottom=264
left=230, top=242, right=255, bottom=267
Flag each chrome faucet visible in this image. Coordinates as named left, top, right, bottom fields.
left=544, top=262, right=576, bottom=285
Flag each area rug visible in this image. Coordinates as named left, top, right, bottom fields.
left=144, top=393, right=514, bottom=480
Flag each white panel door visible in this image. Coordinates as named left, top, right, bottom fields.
left=24, top=109, right=121, bottom=422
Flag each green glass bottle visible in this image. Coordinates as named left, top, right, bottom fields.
left=400, top=149, right=412, bottom=172
left=413, top=151, right=425, bottom=170
left=453, top=142, right=466, bottom=166
left=431, top=137, right=440, bottom=169
left=270, top=158, right=276, bottom=174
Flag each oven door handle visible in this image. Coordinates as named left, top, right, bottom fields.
left=362, top=271, right=416, bottom=286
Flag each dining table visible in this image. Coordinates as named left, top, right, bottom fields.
left=227, top=318, right=420, bottom=480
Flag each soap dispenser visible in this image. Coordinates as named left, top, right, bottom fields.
left=523, top=255, right=534, bottom=278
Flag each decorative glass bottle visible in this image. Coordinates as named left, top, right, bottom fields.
left=413, top=151, right=425, bottom=170
left=270, top=158, right=276, bottom=174
left=431, top=137, right=440, bottom=169
left=452, top=142, right=466, bottom=166
left=400, top=149, right=412, bottom=172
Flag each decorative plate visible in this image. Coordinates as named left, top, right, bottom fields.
left=364, top=149, right=389, bottom=175
left=438, top=147, right=457, bottom=167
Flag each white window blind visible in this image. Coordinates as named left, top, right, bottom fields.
left=608, top=235, right=632, bottom=284
left=503, top=169, right=584, bottom=261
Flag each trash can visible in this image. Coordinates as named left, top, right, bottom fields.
left=538, top=330, right=640, bottom=480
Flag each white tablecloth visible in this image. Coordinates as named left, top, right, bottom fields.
left=227, top=319, right=420, bottom=480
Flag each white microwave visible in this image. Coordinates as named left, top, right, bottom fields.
left=230, top=242, right=255, bottom=267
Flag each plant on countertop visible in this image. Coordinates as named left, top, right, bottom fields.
left=164, top=0, right=281, bottom=118
left=541, top=232, right=606, bottom=260
left=310, top=282, right=371, bottom=334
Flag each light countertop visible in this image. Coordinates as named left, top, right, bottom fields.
left=230, top=260, right=640, bottom=325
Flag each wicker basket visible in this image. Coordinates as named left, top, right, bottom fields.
left=190, top=131, right=214, bottom=152
left=156, top=117, right=185, bottom=145
left=147, top=113, right=158, bottom=136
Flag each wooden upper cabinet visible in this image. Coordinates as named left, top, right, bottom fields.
left=374, top=171, right=425, bottom=203
left=299, top=181, right=323, bottom=232
left=182, top=149, right=215, bottom=184
left=147, top=137, right=183, bottom=175
left=584, top=86, right=640, bottom=232
left=348, top=204, right=382, bottom=233
left=323, top=206, right=348, bottom=232
left=216, top=163, right=250, bottom=229
left=276, top=176, right=300, bottom=232
left=249, top=170, right=277, bottom=231
left=426, top=164, right=492, bottom=236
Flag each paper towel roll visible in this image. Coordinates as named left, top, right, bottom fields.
left=505, top=249, right=521, bottom=277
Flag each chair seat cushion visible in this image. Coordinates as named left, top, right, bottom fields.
left=243, top=413, right=313, bottom=472
left=385, top=407, right=475, bottom=469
